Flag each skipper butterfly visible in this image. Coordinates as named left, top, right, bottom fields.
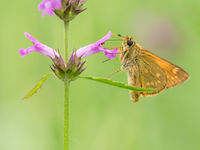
left=119, top=36, right=189, bottom=102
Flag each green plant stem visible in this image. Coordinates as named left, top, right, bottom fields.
left=64, top=21, right=70, bottom=150
left=64, top=21, right=69, bottom=63
left=64, top=82, right=69, bottom=150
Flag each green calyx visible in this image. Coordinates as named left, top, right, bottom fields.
left=55, top=0, right=87, bottom=22
left=51, top=53, right=86, bottom=82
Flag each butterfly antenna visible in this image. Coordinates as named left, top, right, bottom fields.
left=106, top=69, right=123, bottom=78
left=111, top=33, right=124, bottom=38
left=107, top=39, right=122, bottom=41
left=102, top=59, right=110, bottom=63
left=117, top=34, right=124, bottom=37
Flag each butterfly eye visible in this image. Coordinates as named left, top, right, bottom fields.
left=127, top=40, right=133, bottom=46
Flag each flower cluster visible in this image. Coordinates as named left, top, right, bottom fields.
left=20, top=0, right=118, bottom=82
left=19, top=32, right=118, bottom=81
left=39, top=0, right=87, bottom=21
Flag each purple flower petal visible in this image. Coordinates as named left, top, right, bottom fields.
left=38, top=0, right=62, bottom=17
left=76, top=31, right=118, bottom=59
left=19, top=32, right=59, bottom=59
left=95, top=31, right=112, bottom=46
left=103, top=48, right=118, bottom=59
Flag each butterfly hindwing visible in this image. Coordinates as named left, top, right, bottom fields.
left=128, top=52, right=168, bottom=101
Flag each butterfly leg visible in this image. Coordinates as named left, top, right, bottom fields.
left=106, top=68, right=123, bottom=78
left=103, top=46, right=122, bottom=50
left=130, top=91, right=140, bottom=102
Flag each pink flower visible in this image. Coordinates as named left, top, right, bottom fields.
left=19, top=31, right=118, bottom=60
left=19, top=32, right=118, bottom=80
left=38, top=0, right=62, bottom=17
left=19, top=32, right=59, bottom=59
left=76, top=31, right=118, bottom=59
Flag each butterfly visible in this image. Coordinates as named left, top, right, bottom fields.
left=118, top=35, right=189, bottom=102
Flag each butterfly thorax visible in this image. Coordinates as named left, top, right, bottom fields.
left=119, top=36, right=141, bottom=74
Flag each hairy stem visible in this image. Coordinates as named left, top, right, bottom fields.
left=64, top=82, right=69, bottom=150
left=64, top=21, right=69, bottom=63
left=64, top=21, right=70, bottom=150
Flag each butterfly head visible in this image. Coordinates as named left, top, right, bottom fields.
left=122, top=36, right=136, bottom=49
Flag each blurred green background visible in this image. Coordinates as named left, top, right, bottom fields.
left=0, top=0, right=199, bottom=150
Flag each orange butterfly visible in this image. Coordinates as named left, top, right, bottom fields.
left=117, top=36, right=189, bottom=102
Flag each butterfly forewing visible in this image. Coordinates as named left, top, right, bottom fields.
left=141, top=50, right=189, bottom=88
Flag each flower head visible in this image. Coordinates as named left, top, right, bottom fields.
left=38, top=0, right=62, bottom=17
left=76, top=31, right=118, bottom=59
left=19, top=31, right=118, bottom=82
left=38, top=0, right=87, bottom=21
left=19, top=32, right=86, bottom=82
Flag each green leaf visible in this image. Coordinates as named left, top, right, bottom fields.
left=79, top=76, right=156, bottom=92
left=24, top=73, right=54, bottom=99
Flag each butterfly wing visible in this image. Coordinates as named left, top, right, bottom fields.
left=129, top=49, right=189, bottom=102
left=141, top=50, right=189, bottom=88
left=128, top=52, right=168, bottom=102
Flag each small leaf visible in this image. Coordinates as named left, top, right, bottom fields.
left=24, top=73, right=54, bottom=99
left=79, top=76, right=156, bottom=92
